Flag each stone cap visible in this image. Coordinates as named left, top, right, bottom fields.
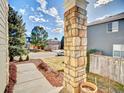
left=64, top=0, right=89, bottom=12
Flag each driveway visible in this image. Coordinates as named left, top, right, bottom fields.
left=29, top=51, right=57, bottom=59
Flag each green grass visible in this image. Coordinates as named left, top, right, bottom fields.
left=87, top=73, right=124, bottom=92
left=42, top=56, right=64, bottom=71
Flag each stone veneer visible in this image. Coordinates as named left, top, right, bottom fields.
left=64, top=1, right=88, bottom=92
left=0, top=0, right=9, bottom=93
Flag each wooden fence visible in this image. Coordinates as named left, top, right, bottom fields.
left=90, top=54, right=124, bottom=85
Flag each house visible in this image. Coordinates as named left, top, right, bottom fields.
left=87, top=12, right=124, bottom=58
left=0, top=0, right=9, bottom=93
left=44, top=39, right=61, bottom=50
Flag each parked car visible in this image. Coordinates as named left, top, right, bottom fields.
left=56, top=50, right=64, bottom=56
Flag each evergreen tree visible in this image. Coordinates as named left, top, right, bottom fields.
left=8, top=5, right=27, bottom=61
left=31, top=26, right=48, bottom=49
left=54, top=37, right=58, bottom=40
left=61, top=36, right=64, bottom=49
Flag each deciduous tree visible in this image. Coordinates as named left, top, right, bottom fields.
left=31, top=26, right=48, bottom=49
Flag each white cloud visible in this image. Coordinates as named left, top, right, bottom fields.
left=36, top=0, right=64, bottom=33
left=87, top=14, right=111, bottom=23
left=29, top=16, right=47, bottom=22
left=37, top=0, right=47, bottom=10
left=95, top=15, right=110, bottom=20
left=35, top=12, right=44, bottom=18
left=56, top=16, right=64, bottom=27
left=52, top=28, right=63, bottom=33
left=52, top=16, right=63, bottom=33
left=41, top=26, right=51, bottom=30
left=36, top=0, right=59, bottom=17
left=37, top=6, right=58, bottom=17
left=53, top=16, right=63, bottom=33
left=48, top=7, right=58, bottom=17
left=94, top=0, right=113, bottom=7
left=45, top=27, right=51, bottom=30
left=19, top=8, right=26, bottom=15
left=55, top=16, right=64, bottom=32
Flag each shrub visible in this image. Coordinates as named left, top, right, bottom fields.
left=25, top=55, right=29, bottom=61
left=19, top=56, right=23, bottom=62
left=38, top=62, right=49, bottom=71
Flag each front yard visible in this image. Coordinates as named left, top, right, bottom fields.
left=10, top=52, right=124, bottom=93
left=42, top=56, right=124, bottom=93
left=42, top=56, right=64, bottom=72
left=88, top=73, right=124, bottom=93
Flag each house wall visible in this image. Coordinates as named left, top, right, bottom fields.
left=44, top=40, right=61, bottom=50
left=88, top=19, right=124, bottom=56
left=90, top=54, right=124, bottom=85
left=0, top=0, right=9, bottom=93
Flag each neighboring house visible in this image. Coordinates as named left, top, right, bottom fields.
left=44, top=39, right=61, bottom=50
left=88, top=12, right=124, bottom=58
left=25, top=37, right=61, bottom=50
left=0, top=0, right=9, bottom=93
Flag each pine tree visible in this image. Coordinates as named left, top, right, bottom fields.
left=8, top=5, right=27, bottom=61
left=61, top=36, right=64, bottom=49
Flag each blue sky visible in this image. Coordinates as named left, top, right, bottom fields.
left=8, top=0, right=124, bottom=40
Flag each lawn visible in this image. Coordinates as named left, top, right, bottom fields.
left=87, top=73, right=124, bottom=93
left=42, top=56, right=64, bottom=71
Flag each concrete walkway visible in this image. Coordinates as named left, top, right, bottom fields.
left=13, top=63, right=62, bottom=93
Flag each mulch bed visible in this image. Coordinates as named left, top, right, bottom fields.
left=4, top=63, right=17, bottom=93
left=97, top=90, right=104, bottom=93
left=32, top=59, right=64, bottom=87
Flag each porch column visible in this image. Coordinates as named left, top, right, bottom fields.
left=64, top=0, right=88, bottom=93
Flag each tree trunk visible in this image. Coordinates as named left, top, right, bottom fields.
left=19, top=56, right=23, bottom=62
left=10, top=56, right=14, bottom=62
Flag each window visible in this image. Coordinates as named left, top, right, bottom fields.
left=108, top=23, right=112, bottom=32
left=121, top=51, right=124, bottom=57
left=113, top=51, right=121, bottom=57
left=113, top=44, right=124, bottom=58
left=108, top=21, right=119, bottom=32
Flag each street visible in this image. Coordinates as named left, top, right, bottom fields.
left=29, top=51, right=57, bottom=59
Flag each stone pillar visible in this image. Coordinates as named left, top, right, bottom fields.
left=64, top=0, right=88, bottom=93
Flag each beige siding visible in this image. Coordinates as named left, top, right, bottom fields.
left=0, top=0, right=8, bottom=93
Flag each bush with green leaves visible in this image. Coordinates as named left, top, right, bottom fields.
left=31, top=26, right=48, bottom=49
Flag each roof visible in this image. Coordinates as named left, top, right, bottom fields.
left=47, top=39, right=60, bottom=42
left=88, top=12, right=124, bottom=26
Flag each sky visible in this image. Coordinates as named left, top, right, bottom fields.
left=8, top=0, right=124, bottom=40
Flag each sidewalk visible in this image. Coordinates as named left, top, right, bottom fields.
left=13, top=63, right=62, bottom=93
